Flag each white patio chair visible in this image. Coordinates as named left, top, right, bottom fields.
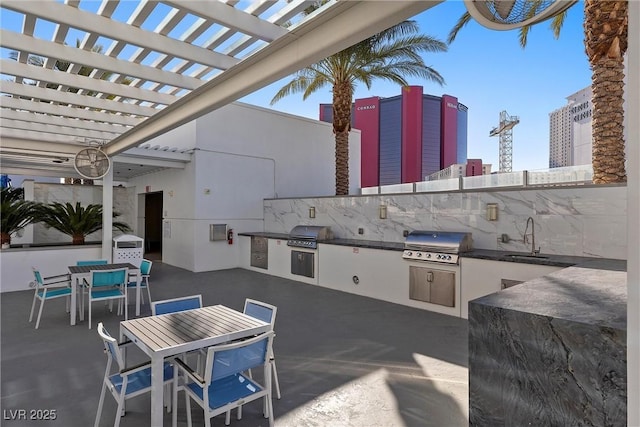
left=95, top=322, right=174, bottom=427
left=172, top=331, right=275, bottom=427
left=126, top=259, right=152, bottom=305
left=87, top=268, right=128, bottom=329
left=243, top=299, right=281, bottom=399
left=29, top=267, right=73, bottom=329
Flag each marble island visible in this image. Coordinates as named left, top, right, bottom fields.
left=468, top=259, right=627, bottom=426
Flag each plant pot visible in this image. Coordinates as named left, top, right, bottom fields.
left=1, top=243, right=10, bottom=249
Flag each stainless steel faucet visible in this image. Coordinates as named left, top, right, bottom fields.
left=524, top=216, right=540, bottom=256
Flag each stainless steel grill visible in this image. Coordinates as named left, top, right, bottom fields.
left=287, top=225, right=334, bottom=249
left=402, top=230, right=472, bottom=264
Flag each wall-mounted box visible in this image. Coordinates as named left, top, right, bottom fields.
left=210, top=224, right=227, bottom=241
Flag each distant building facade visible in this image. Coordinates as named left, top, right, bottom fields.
left=427, top=159, right=492, bottom=181
left=319, top=86, right=468, bottom=187
left=549, top=86, right=593, bottom=168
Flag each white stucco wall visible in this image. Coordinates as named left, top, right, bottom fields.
left=194, top=102, right=361, bottom=197
left=127, top=102, right=361, bottom=273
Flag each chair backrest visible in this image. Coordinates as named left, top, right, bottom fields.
left=151, top=295, right=202, bottom=315
left=205, top=331, right=274, bottom=384
left=32, top=268, right=44, bottom=287
left=140, top=259, right=153, bottom=276
left=89, top=268, right=128, bottom=288
left=77, top=259, right=108, bottom=266
left=243, top=299, right=277, bottom=330
left=97, top=322, right=125, bottom=371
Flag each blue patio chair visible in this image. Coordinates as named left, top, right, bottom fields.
left=87, top=268, right=128, bottom=329
left=29, top=267, right=73, bottom=329
left=173, top=331, right=275, bottom=427
left=76, top=259, right=109, bottom=309
left=151, top=294, right=202, bottom=316
left=244, top=299, right=281, bottom=399
left=77, top=259, right=108, bottom=266
left=95, top=322, right=174, bottom=427
left=126, top=259, right=153, bottom=305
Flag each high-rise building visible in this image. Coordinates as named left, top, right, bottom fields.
left=426, top=159, right=492, bottom=181
left=319, top=86, right=468, bottom=187
left=549, top=86, right=593, bottom=168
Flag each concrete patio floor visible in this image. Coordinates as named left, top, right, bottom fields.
left=1, top=262, right=468, bottom=427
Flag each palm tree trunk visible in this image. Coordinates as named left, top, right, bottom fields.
left=585, top=0, right=628, bottom=183
left=72, top=234, right=85, bottom=245
left=333, top=80, right=353, bottom=195
left=1, top=232, right=10, bottom=246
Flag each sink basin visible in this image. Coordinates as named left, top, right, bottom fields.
left=505, top=254, right=549, bottom=260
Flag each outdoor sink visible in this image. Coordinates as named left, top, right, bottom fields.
left=505, top=254, right=549, bottom=260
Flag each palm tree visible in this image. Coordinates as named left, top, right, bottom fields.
left=0, top=187, right=39, bottom=247
left=36, top=202, right=131, bottom=245
left=447, top=0, right=628, bottom=184
left=271, top=21, right=447, bottom=195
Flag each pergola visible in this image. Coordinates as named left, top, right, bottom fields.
left=1, top=1, right=638, bottom=421
left=0, top=0, right=441, bottom=179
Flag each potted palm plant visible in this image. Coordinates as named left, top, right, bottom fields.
left=0, top=187, right=40, bottom=248
left=36, top=202, right=131, bottom=245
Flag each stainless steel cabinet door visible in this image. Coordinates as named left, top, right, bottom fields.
left=409, top=266, right=455, bottom=307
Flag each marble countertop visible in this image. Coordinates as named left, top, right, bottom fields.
left=238, top=232, right=616, bottom=266
left=470, top=258, right=627, bottom=329
left=238, top=231, right=289, bottom=240
left=460, top=248, right=612, bottom=268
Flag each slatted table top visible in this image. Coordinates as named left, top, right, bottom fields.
left=68, top=263, right=138, bottom=274
left=120, top=304, right=270, bottom=358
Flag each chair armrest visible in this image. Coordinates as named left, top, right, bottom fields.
left=174, top=357, right=205, bottom=385
left=42, top=277, right=71, bottom=286
left=43, top=273, right=71, bottom=280
left=120, top=361, right=152, bottom=375
left=41, top=282, right=72, bottom=289
left=117, top=339, right=134, bottom=348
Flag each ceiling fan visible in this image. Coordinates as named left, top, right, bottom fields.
left=73, top=146, right=111, bottom=180
left=464, top=0, right=578, bottom=30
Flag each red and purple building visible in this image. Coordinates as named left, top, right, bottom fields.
left=319, top=86, right=468, bottom=187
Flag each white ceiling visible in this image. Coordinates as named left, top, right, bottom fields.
left=0, top=0, right=441, bottom=180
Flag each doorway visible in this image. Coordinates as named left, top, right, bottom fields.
left=144, top=192, right=163, bottom=261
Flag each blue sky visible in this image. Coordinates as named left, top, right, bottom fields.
left=241, top=1, right=591, bottom=172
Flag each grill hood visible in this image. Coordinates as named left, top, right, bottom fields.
left=404, top=231, right=473, bottom=254
left=288, top=225, right=334, bottom=240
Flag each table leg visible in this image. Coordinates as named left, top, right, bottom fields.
left=136, top=270, right=141, bottom=317
left=150, top=356, right=164, bottom=427
left=70, top=275, right=77, bottom=326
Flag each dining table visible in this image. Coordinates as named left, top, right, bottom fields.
left=68, top=262, right=141, bottom=326
left=119, top=304, right=270, bottom=427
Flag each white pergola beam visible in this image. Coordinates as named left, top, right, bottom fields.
left=0, top=80, right=159, bottom=117
left=1, top=1, right=240, bottom=70
left=162, top=1, right=287, bottom=41
left=0, top=137, right=85, bottom=155
left=0, top=118, right=122, bottom=141
left=0, top=109, right=131, bottom=134
left=0, top=31, right=205, bottom=91
left=0, top=97, right=143, bottom=127
left=104, top=0, right=442, bottom=156
left=0, top=60, right=180, bottom=106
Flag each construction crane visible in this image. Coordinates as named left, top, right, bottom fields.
left=489, top=110, right=520, bottom=173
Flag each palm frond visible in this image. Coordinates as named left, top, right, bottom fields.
left=550, top=10, right=569, bottom=39
left=36, top=202, right=131, bottom=241
left=447, top=12, right=472, bottom=44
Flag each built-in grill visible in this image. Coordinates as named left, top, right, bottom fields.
left=287, top=225, right=334, bottom=249
left=402, top=230, right=472, bottom=264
